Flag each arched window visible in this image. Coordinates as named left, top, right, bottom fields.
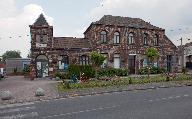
left=153, top=34, right=159, bottom=46
left=80, top=55, right=89, bottom=65
left=100, top=31, right=107, bottom=43
left=113, top=32, right=120, bottom=44
left=128, top=33, right=134, bottom=44
left=143, top=33, right=148, bottom=45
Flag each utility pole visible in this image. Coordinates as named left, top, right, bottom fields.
left=180, top=37, right=184, bottom=68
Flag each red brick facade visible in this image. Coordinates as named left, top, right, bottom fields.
left=30, top=14, right=179, bottom=78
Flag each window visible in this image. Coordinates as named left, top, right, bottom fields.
left=153, top=34, right=159, bottom=46
left=40, top=35, right=43, bottom=43
left=80, top=55, right=89, bottom=65
left=58, top=55, right=69, bottom=70
left=100, top=31, right=107, bottom=43
left=143, top=33, right=148, bottom=45
left=128, top=33, right=134, bottom=44
left=113, top=32, right=120, bottom=44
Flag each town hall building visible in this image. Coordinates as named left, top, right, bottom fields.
left=30, top=14, right=178, bottom=78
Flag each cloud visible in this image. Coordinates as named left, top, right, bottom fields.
left=0, top=0, right=53, bottom=57
left=88, top=0, right=192, bottom=46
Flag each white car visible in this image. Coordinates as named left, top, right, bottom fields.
left=0, top=68, right=5, bottom=78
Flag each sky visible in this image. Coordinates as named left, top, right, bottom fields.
left=0, top=0, right=192, bottom=57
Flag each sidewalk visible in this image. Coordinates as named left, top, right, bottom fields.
left=0, top=76, right=59, bottom=105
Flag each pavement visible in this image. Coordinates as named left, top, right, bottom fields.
left=1, top=86, right=192, bottom=119
left=0, top=76, right=59, bottom=105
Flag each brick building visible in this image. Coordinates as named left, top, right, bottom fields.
left=30, top=14, right=178, bottom=78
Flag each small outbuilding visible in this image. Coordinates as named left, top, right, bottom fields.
left=6, top=58, right=31, bottom=74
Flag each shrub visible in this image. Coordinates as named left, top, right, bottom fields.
left=139, top=67, right=166, bottom=75
left=55, top=71, right=70, bottom=79
left=98, top=68, right=128, bottom=77
left=23, top=65, right=30, bottom=74
left=68, top=64, right=95, bottom=79
left=13, top=67, right=17, bottom=74
left=80, top=65, right=95, bottom=78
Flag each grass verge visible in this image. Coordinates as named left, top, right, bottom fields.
left=58, top=74, right=192, bottom=92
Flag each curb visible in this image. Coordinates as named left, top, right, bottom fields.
left=61, top=84, right=191, bottom=98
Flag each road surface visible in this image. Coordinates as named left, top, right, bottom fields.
left=1, top=86, right=192, bottom=119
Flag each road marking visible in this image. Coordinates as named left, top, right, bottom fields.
left=162, top=98, right=167, bottom=100
left=0, top=102, right=34, bottom=109
left=0, top=106, right=35, bottom=114
left=175, top=96, right=181, bottom=98
left=184, top=94, right=189, bottom=97
left=40, top=105, right=119, bottom=119
left=0, top=112, right=38, bottom=119
left=168, top=96, right=173, bottom=99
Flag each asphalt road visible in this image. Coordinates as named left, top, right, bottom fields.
left=1, top=86, right=192, bottom=119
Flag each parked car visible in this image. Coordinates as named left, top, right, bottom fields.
left=0, top=69, right=5, bottom=78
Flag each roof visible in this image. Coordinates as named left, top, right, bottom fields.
left=53, top=37, right=91, bottom=49
left=164, top=35, right=177, bottom=49
left=92, top=15, right=164, bottom=30
left=33, top=14, right=49, bottom=26
left=6, top=58, right=31, bottom=61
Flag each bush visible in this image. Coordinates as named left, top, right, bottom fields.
left=55, top=72, right=69, bottom=79
left=139, top=66, right=166, bottom=75
left=98, top=68, right=128, bottom=77
left=13, top=67, right=17, bottom=74
left=23, top=65, right=30, bottom=74
left=68, top=64, right=95, bottom=79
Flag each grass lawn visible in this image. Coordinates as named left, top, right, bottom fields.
left=58, top=74, right=192, bottom=92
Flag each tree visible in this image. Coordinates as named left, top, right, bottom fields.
left=145, top=47, right=159, bottom=79
left=2, top=50, right=22, bottom=61
left=90, top=51, right=106, bottom=78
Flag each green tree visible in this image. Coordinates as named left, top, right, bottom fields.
left=2, top=50, right=22, bottom=61
left=90, top=51, right=106, bottom=78
left=145, top=47, right=159, bottom=79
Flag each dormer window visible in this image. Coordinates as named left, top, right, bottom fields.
left=100, top=31, right=107, bottom=43
left=153, top=34, right=159, bottom=46
left=113, top=32, right=120, bottom=44
left=128, top=33, right=135, bottom=44
left=143, top=33, right=148, bottom=45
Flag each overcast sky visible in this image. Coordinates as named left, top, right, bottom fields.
left=0, top=0, right=192, bottom=57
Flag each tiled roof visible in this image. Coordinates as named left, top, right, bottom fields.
left=33, top=14, right=49, bottom=26
left=53, top=37, right=91, bottom=49
left=93, top=15, right=164, bottom=30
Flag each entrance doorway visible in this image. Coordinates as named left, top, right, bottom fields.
left=36, top=55, right=49, bottom=78
left=114, top=54, right=120, bottom=68
left=128, top=55, right=136, bottom=74
left=167, top=55, right=172, bottom=72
